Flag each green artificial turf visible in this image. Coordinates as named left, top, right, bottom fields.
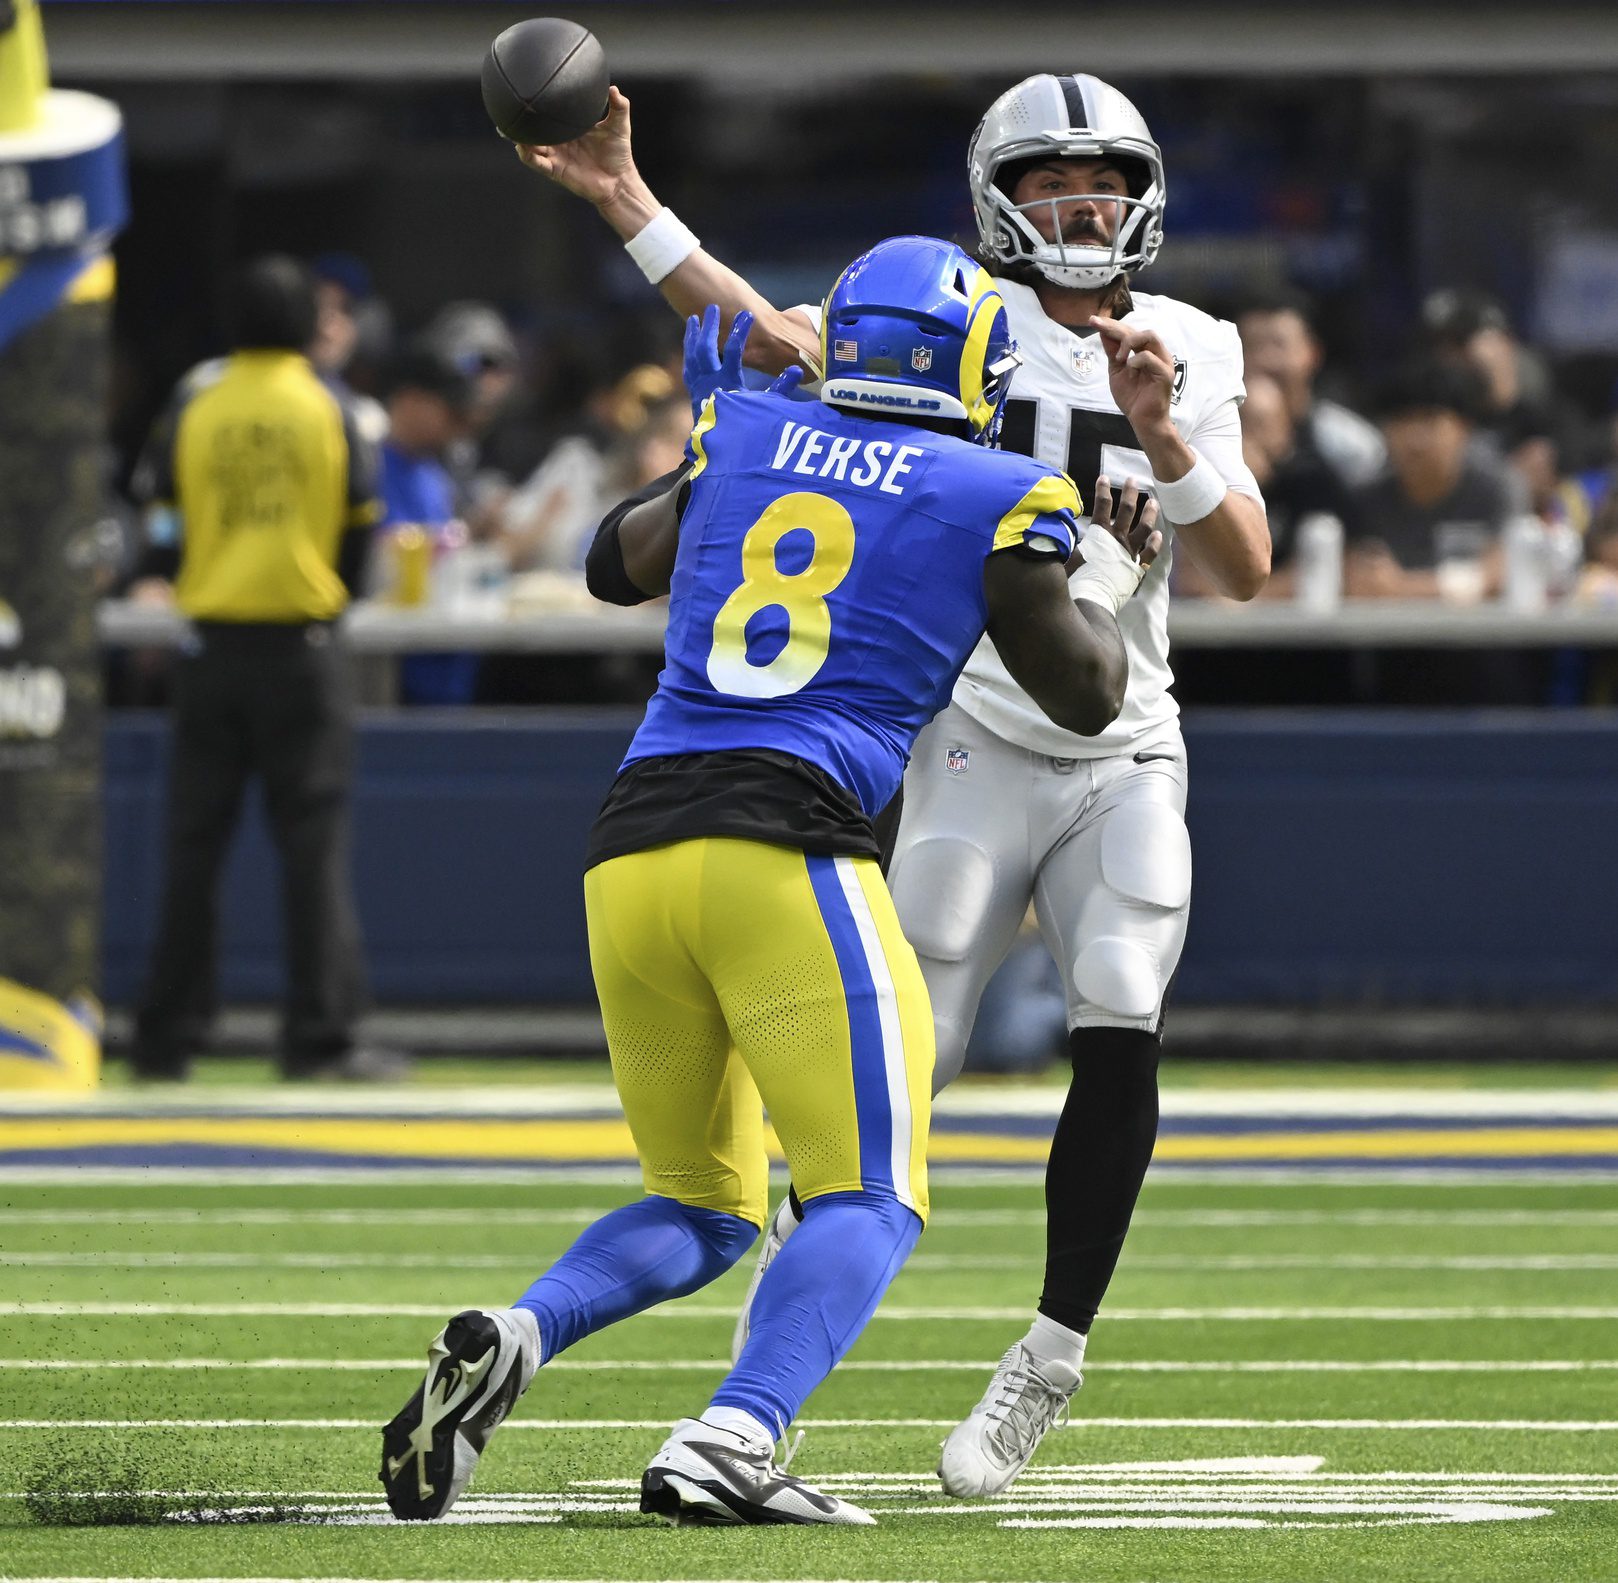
left=1, top=1167, right=1616, bottom=1582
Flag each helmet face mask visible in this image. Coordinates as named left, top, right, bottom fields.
left=970, top=74, right=1166, bottom=291
left=819, top=236, right=1021, bottom=446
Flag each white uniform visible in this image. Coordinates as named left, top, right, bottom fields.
left=796, top=283, right=1263, bottom=1080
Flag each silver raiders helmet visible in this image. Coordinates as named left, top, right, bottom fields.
left=968, top=73, right=1166, bottom=291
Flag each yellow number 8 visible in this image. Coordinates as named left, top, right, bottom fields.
left=707, top=492, right=856, bottom=699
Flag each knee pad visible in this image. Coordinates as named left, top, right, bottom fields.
left=889, top=838, right=996, bottom=963
left=1072, top=802, right=1191, bottom=1020
left=1073, top=936, right=1164, bottom=1020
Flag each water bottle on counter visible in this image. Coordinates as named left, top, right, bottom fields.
left=1293, top=512, right=1344, bottom=613
left=1502, top=515, right=1548, bottom=612
left=1542, top=520, right=1584, bottom=602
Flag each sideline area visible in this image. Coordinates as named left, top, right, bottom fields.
left=3, top=1060, right=1616, bottom=1173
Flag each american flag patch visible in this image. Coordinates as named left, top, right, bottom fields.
left=834, top=338, right=859, bottom=362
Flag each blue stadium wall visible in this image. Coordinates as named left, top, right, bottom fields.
left=103, top=710, right=1618, bottom=1007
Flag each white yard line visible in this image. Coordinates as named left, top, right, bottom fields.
left=8, top=1250, right=1615, bottom=1271
left=2, top=1356, right=1614, bottom=1373
left=5, top=1205, right=1617, bottom=1228
left=5, top=1301, right=1618, bottom=1320
left=0, top=1207, right=613, bottom=1226
left=2, top=1416, right=1615, bottom=1431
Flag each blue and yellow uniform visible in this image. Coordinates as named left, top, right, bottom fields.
left=586, top=386, right=1080, bottom=1229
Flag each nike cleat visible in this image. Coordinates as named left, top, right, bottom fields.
left=380, top=1306, right=540, bottom=1519
left=937, top=1342, right=1081, bottom=1497
left=730, top=1196, right=798, bottom=1365
left=640, top=1417, right=875, bottom=1527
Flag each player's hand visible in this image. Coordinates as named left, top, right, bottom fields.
left=1091, top=474, right=1163, bottom=569
left=516, top=84, right=634, bottom=207
left=1091, top=315, right=1175, bottom=438
left=683, top=305, right=754, bottom=416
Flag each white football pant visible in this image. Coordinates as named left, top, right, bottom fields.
left=889, top=702, right=1192, bottom=1092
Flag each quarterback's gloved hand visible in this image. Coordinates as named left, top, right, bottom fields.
left=683, top=305, right=753, bottom=416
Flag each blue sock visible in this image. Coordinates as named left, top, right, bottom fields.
left=514, top=1194, right=757, bottom=1365
left=710, top=1190, right=921, bottom=1434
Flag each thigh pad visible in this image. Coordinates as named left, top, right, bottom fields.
left=889, top=838, right=998, bottom=964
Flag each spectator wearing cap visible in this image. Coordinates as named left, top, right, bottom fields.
left=1236, top=286, right=1386, bottom=490
left=1421, top=288, right=1559, bottom=451
left=310, top=252, right=392, bottom=446
left=377, top=342, right=478, bottom=705
left=1346, top=359, right=1515, bottom=599
left=425, top=301, right=521, bottom=441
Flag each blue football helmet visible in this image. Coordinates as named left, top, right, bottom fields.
left=819, top=236, right=1020, bottom=446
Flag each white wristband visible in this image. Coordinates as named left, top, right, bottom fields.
left=624, top=207, right=700, bottom=285
left=1071, top=521, right=1149, bottom=618
left=1150, top=451, right=1226, bottom=524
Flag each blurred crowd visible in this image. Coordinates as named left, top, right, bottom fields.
left=1217, top=284, right=1618, bottom=609
left=109, top=252, right=1618, bottom=707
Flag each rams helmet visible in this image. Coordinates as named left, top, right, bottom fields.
left=968, top=73, right=1166, bottom=291
left=819, top=236, right=1020, bottom=446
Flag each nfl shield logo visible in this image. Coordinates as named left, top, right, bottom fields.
left=945, top=746, right=970, bottom=775
left=911, top=346, right=933, bottom=372
left=1072, top=344, right=1098, bottom=378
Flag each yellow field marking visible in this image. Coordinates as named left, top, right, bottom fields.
left=0, top=1118, right=1614, bottom=1163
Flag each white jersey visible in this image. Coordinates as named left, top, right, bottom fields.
left=958, top=281, right=1259, bottom=758
left=795, top=281, right=1263, bottom=761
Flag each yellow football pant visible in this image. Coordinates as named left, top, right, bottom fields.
left=584, top=838, right=933, bottom=1230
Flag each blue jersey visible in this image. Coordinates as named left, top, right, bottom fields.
left=625, top=390, right=1080, bottom=816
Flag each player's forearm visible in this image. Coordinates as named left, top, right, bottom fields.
left=596, top=184, right=817, bottom=376
left=1171, top=493, right=1271, bottom=601
left=660, top=256, right=817, bottom=375
left=1130, top=421, right=1269, bottom=600
left=1007, top=606, right=1128, bottom=737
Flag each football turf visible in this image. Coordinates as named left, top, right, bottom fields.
left=2, top=1165, right=1616, bottom=1582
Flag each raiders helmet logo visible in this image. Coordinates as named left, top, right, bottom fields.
left=1171, top=357, right=1189, bottom=405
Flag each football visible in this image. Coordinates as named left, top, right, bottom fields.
left=481, top=17, right=609, bottom=145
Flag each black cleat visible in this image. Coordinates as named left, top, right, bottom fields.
left=380, top=1306, right=539, bottom=1520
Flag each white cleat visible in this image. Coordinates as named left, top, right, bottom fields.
left=937, top=1342, right=1082, bottom=1497
left=641, top=1417, right=876, bottom=1527
left=380, top=1306, right=540, bottom=1519
left=730, top=1196, right=798, bottom=1365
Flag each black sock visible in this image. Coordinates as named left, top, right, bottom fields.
left=1037, top=1025, right=1161, bottom=1335
left=787, top=1183, right=806, bottom=1222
